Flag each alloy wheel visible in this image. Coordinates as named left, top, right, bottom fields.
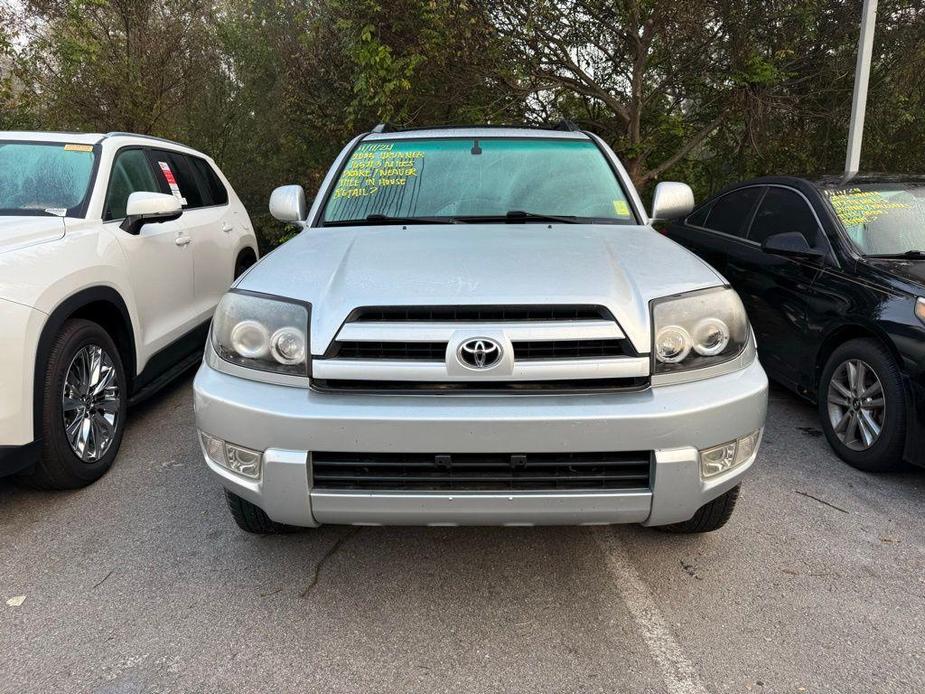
left=62, top=344, right=121, bottom=462
left=826, top=358, right=885, bottom=451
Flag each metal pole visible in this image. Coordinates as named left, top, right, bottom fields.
left=845, top=0, right=878, bottom=178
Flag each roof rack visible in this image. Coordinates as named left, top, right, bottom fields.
left=102, top=132, right=191, bottom=148
left=369, top=120, right=583, bottom=134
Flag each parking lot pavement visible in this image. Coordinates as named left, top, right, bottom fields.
left=1, top=375, right=924, bottom=694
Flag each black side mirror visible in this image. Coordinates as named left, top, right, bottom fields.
left=761, top=232, right=826, bottom=258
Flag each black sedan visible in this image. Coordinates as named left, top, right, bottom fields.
left=666, top=175, right=925, bottom=472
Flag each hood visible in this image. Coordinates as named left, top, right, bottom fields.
left=861, top=257, right=925, bottom=293
left=240, top=224, right=725, bottom=354
left=0, top=215, right=66, bottom=255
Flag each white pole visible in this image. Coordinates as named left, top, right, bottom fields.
left=845, top=0, right=878, bottom=178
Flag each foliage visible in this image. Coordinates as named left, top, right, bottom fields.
left=2, top=0, right=923, bottom=248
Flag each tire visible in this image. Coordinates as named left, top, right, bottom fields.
left=19, top=319, right=128, bottom=489
left=818, top=338, right=905, bottom=472
left=658, top=485, right=740, bottom=534
left=224, top=490, right=295, bottom=534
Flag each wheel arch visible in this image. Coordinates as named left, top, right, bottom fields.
left=235, top=245, right=258, bottom=268
left=33, top=287, right=137, bottom=440
left=813, top=322, right=903, bottom=396
left=233, top=243, right=259, bottom=282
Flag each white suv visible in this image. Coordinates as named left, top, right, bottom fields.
left=0, top=131, right=258, bottom=488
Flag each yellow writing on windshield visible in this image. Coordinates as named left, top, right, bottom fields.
left=826, top=188, right=910, bottom=227
left=332, top=146, right=423, bottom=200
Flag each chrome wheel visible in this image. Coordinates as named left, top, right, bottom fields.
left=826, top=358, right=885, bottom=451
left=62, top=345, right=121, bottom=462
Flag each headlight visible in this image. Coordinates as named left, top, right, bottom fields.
left=916, top=297, right=925, bottom=325
left=211, top=290, right=310, bottom=376
left=651, top=287, right=748, bottom=374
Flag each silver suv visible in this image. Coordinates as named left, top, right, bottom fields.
left=193, top=124, right=768, bottom=534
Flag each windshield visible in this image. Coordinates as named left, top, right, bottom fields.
left=822, top=182, right=925, bottom=256
left=322, top=137, right=636, bottom=225
left=0, top=141, right=97, bottom=216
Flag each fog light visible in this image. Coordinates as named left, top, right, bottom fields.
left=700, top=441, right=737, bottom=477
left=198, top=431, right=262, bottom=479
left=735, top=429, right=761, bottom=465
left=700, top=429, right=761, bottom=478
left=200, top=431, right=226, bottom=465
left=225, top=443, right=262, bottom=478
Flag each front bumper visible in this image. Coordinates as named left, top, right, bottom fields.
left=904, top=376, right=925, bottom=467
left=193, top=357, right=768, bottom=527
left=0, top=298, right=45, bottom=453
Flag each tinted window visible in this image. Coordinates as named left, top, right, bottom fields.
left=104, top=149, right=162, bottom=221
left=190, top=157, right=229, bottom=206
left=149, top=150, right=205, bottom=208
left=749, top=187, right=821, bottom=246
left=687, top=203, right=711, bottom=227
left=702, top=187, right=762, bottom=238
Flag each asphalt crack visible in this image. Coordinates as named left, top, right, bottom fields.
left=92, top=570, right=114, bottom=590
left=300, top=527, right=362, bottom=598
left=794, top=490, right=849, bottom=514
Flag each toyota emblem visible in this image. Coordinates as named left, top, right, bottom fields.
left=457, top=338, right=503, bottom=369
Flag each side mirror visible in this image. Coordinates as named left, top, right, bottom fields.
left=650, top=182, right=695, bottom=222
left=120, top=192, right=182, bottom=235
left=270, top=185, right=307, bottom=223
left=761, top=232, right=826, bottom=258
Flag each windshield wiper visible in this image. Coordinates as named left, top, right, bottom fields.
left=506, top=210, right=581, bottom=224
left=325, top=213, right=459, bottom=227
left=867, top=250, right=925, bottom=259
left=454, top=210, right=581, bottom=224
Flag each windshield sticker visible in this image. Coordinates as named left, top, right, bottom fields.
left=43, top=208, right=67, bottom=216
left=157, top=161, right=187, bottom=206
left=612, top=199, right=629, bottom=216
left=332, top=143, right=422, bottom=200
left=825, top=188, right=911, bottom=227
left=63, top=144, right=93, bottom=153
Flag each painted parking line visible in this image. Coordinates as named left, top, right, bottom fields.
left=595, top=531, right=709, bottom=694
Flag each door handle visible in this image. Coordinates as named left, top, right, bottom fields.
left=175, top=236, right=191, bottom=247
left=221, top=221, right=233, bottom=233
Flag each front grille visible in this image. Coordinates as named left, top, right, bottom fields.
left=316, top=304, right=648, bottom=393
left=333, top=341, right=447, bottom=360
left=311, top=451, right=652, bottom=491
left=348, top=305, right=612, bottom=322
left=513, top=339, right=629, bottom=360
left=328, top=338, right=631, bottom=361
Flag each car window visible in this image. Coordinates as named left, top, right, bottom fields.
left=749, top=187, right=822, bottom=246
left=148, top=150, right=206, bottom=209
left=190, top=157, right=229, bottom=206
left=686, top=202, right=711, bottom=227
left=702, top=188, right=762, bottom=238
left=822, top=183, right=925, bottom=256
left=104, top=149, right=162, bottom=221
left=0, top=141, right=96, bottom=216
left=322, top=138, right=637, bottom=225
